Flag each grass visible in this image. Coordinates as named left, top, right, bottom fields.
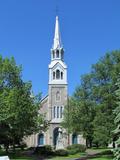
left=87, top=148, right=113, bottom=160
left=90, top=155, right=113, bottom=160
left=0, top=150, right=33, bottom=160
left=47, top=152, right=86, bottom=160
left=86, top=148, right=111, bottom=153
left=10, top=157, right=34, bottom=160
left=0, top=149, right=86, bottom=160
left=45, top=154, right=113, bottom=160
left=0, top=148, right=113, bottom=160
left=47, top=148, right=113, bottom=160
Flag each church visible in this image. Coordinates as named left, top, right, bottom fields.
left=25, top=16, right=85, bottom=149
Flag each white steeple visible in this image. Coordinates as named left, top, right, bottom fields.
left=53, top=16, right=62, bottom=49
left=49, top=16, right=67, bottom=85
left=51, top=16, right=64, bottom=61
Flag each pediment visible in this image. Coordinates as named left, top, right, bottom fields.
left=52, top=62, right=64, bottom=71
left=49, top=60, right=67, bottom=69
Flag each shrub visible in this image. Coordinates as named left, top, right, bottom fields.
left=67, top=144, right=86, bottom=153
left=27, top=147, right=35, bottom=151
left=34, top=145, right=53, bottom=155
left=98, top=149, right=113, bottom=155
left=55, top=149, right=68, bottom=156
left=19, top=142, right=27, bottom=150
left=68, top=149, right=78, bottom=155
left=12, top=142, right=27, bottom=150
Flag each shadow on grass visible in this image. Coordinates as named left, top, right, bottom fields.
left=0, top=150, right=33, bottom=160
left=75, top=150, right=113, bottom=160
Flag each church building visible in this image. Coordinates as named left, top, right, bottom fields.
left=25, top=16, right=85, bottom=149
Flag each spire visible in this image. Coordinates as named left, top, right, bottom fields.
left=53, top=16, right=62, bottom=49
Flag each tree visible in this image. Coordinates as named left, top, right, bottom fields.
left=0, top=56, right=43, bottom=151
left=62, top=74, right=96, bottom=147
left=92, top=51, right=120, bottom=147
left=62, top=50, right=120, bottom=147
left=113, top=75, right=120, bottom=160
left=93, top=110, right=111, bottom=147
left=61, top=97, right=73, bottom=145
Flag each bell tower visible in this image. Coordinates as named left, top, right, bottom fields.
left=48, top=16, right=68, bottom=126
left=48, top=16, right=68, bottom=147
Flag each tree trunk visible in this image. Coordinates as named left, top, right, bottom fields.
left=96, top=142, right=99, bottom=148
left=12, top=139, right=16, bottom=152
left=113, top=137, right=116, bottom=148
left=68, top=133, right=70, bottom=145
left=5, top=145, right=9, bottom=153
left=86, top=138, right=89, bottom=148
left=89, top=139, right=93, bottom=148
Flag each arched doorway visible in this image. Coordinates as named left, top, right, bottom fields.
left=38, top=133, right=44, bottom=145
left=72, top=134, right=78, bottom=144
left=53, top=127, right=59, bottom=146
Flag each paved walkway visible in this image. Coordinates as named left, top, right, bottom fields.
left=75, top=149, right=105, bottom=160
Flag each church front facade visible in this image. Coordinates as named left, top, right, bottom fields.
left=25, top=16, right=85, bottom=149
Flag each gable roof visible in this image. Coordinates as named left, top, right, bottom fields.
left=41, top=94, right=48, bottom=104
left=49, top=60, right=67, bottom=69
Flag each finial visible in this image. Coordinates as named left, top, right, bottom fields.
left=55, top=5, right=59, bottom=16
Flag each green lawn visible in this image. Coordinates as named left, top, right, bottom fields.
left=48, top=155, right=113, bottom=160
left=90, top=156, right=113, bottom=160
left=10, top=157, right=34, bottom=160
left=47, top=152, right=86, bottom=160
left=0, top=148, right=113, bottom=160
left=0, top=150, right=33, bottom=160
left=47, top=148, right=113, bottom=160
left=1, top=155, right=33, bottom=160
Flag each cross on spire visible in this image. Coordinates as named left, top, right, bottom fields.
left=55, top=5, right=59, bottom=16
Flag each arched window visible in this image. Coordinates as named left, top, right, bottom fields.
left=53, top=52, right=55, bottom=59
left=38, top=133, right=44, bottom=145
left=72, top=134, right=78, bottom=144
left=56, top=70, right=60, bottom=79
left=53, top=127, right=59, bottom=146
left=53, top=72, right=55, bottom=79
left=61, top=52, right=64, bottom=60
left=56, top=91, right=60, bottom=101
left=57, top=106, right=59, bottom=118
left=60, top=106, right=63, bottom=118
left=61, top=72, right=63, bottom=79
left=53, top=106, right=56, bottom=118
left=56, top=50, right=59, bottom=58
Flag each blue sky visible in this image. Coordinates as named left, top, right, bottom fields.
left=0, top=0, right=120, bottom=96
